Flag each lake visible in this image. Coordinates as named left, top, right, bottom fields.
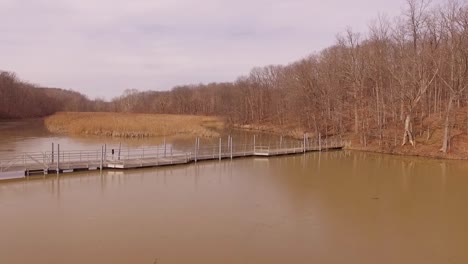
left=0, top=120, right=467, bottom=264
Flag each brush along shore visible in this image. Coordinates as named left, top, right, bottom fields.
left=45, top=112, right=224, bottom=138
left=234, top=122, right=468, bottom=160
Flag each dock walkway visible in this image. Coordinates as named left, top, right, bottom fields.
left=0, top=138, right=344, bottom=180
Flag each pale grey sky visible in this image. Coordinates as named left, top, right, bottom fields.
left=0, top=0, right=441, bottom=99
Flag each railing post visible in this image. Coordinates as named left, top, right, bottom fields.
left=230, top=137, right=233, bottom=159
left=219, top=138, right=222, bottom=161
left=253, top=135, right=256, bottom=153
left=118, top=142, right=122, bottom=161
left=57, top=144, right=60, bottom=175
left=164, top=137, right=167, bottom=157
left=195, top=138, right=198, bottom=163
left=51, top=143, right=54, bottom=164
left=100, top=145, right=103, bottom=171
left=198, top=137, right=200, bottom=159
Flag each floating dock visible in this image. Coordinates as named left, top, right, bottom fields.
left=0, top=137, right=344, bottom=180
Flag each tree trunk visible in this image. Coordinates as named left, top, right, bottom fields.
left=402, top=114, right=415, bottom=146
left=354, top=103, right=359, bottom=134
left=441, top=97, right=453, bottom=154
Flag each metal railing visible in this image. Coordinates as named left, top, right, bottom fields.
left=0, top=136, right=345, bottom=176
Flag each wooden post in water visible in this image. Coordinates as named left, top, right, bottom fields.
left=219, top=138, right=222, bottom=161
left=57, top=144, right=60, bottom=175
left=104, top=144, right=107, bottom=161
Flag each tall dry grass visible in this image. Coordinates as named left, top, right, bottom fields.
left=45, top=112, right=224, bottom=138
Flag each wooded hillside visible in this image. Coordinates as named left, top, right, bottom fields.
left=110, top=0, right=468, bottom=154
left=0, top=72, right=95, bottom=119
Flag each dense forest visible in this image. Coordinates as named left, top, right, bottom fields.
left=0, top=71, right=95, bottom=118
left=2, top=0, right=468, bottom=154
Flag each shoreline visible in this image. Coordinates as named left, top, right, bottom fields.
left=3, top=116, right=467, bottom=161
left=233, top=123, right=468, bottom=161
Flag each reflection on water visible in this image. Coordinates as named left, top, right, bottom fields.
left=1, top=151, right=468, bottom=264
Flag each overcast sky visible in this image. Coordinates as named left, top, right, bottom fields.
left=0, top=0, right=443, bottom=99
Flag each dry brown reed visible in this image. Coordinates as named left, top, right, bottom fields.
left=45, top=112, right=224, bottom=138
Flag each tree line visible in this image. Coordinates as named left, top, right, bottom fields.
left=0, top=71, right=96, bottom=119
left=2, top=0, right=468, bottom=153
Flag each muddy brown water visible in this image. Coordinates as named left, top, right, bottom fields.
left=1, top=120, right=468, bottom=264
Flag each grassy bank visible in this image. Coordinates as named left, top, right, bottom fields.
left=45, top=112, right=224, bottom=138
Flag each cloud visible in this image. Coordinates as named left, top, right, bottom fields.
left=0, top=0, right=436, bottom=99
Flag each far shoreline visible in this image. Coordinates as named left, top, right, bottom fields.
left=233, top=123, right=468, bottom=161
left=2, top=114, right=468, bottom=160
